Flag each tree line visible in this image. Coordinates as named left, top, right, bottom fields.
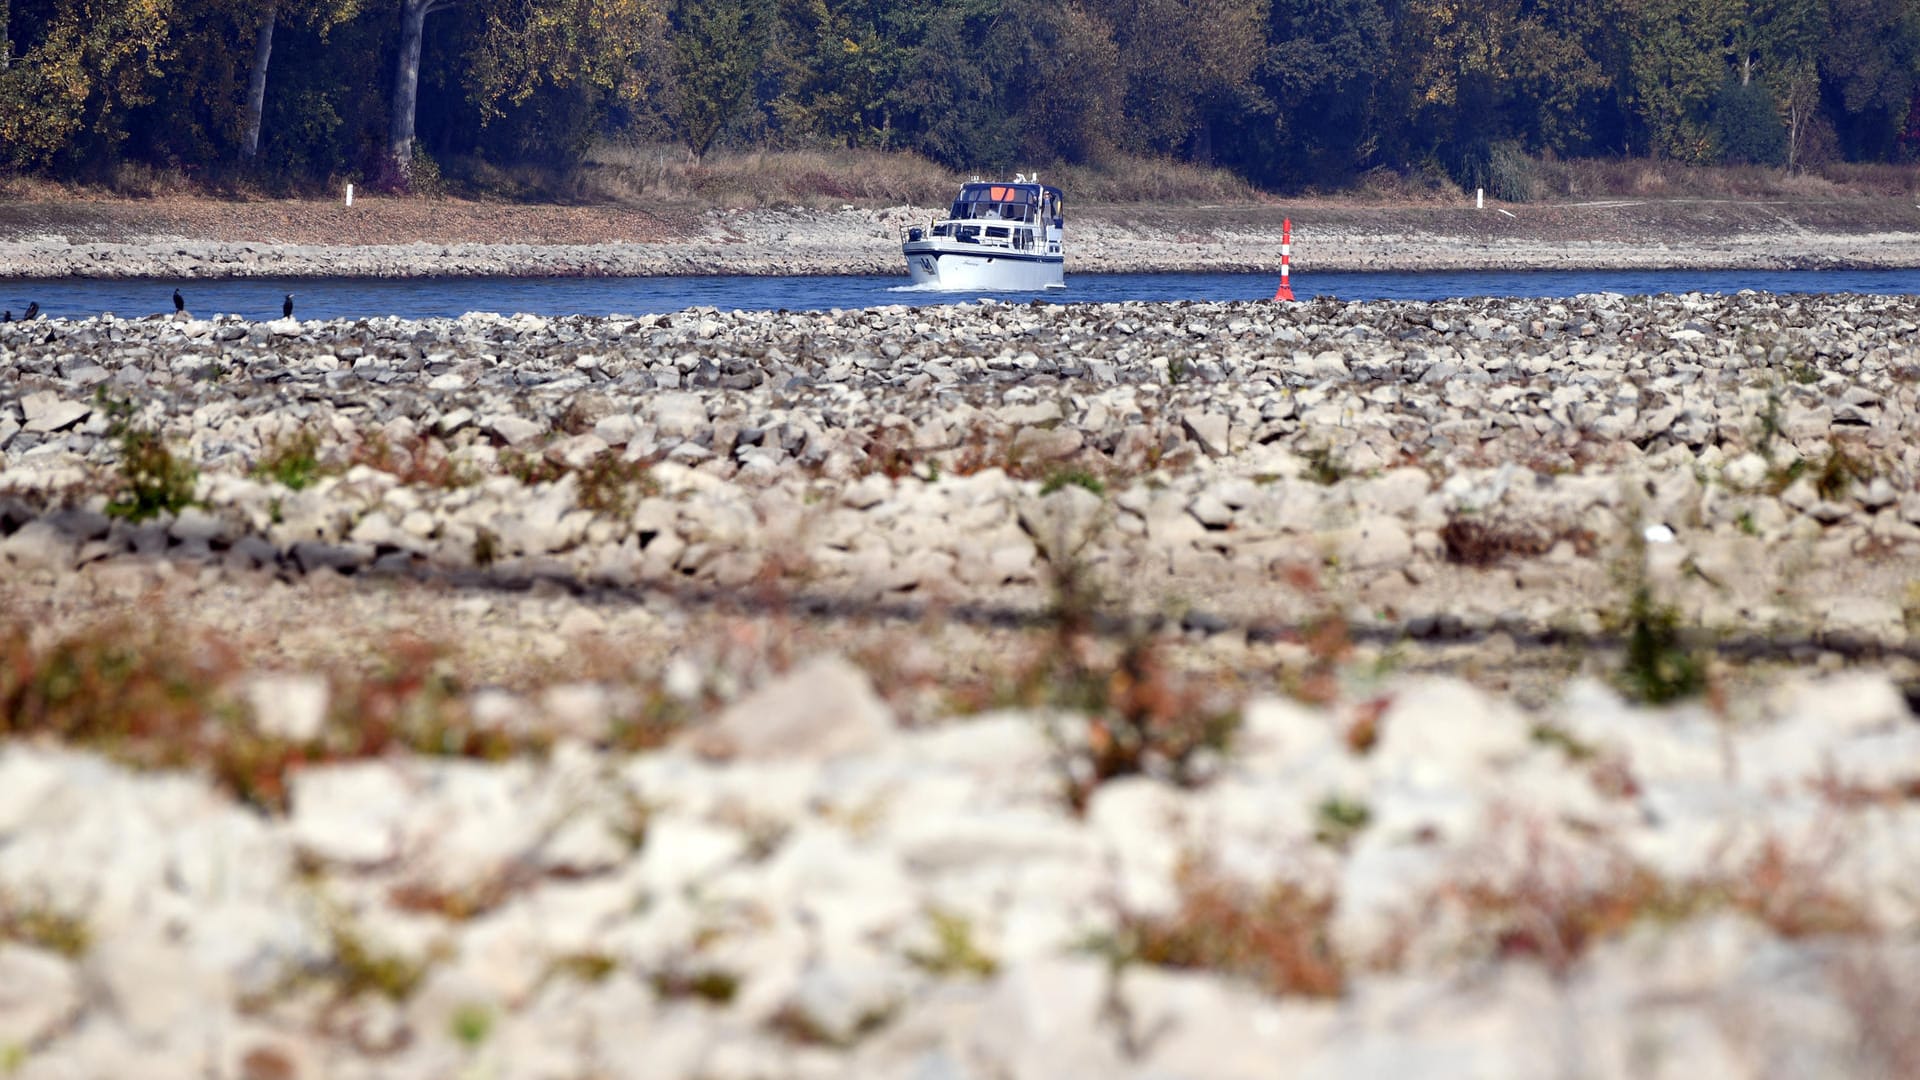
left=2, top=0, right=1917, bottom=195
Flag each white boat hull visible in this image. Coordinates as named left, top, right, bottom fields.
left=903, top=241, right=1063, bottom=291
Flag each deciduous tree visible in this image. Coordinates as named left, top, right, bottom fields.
left=1626, top=0, right=1735, bottom=160
left=0, top=0, right=174, bottom=169
left=667, top=0, right=772, bottom=158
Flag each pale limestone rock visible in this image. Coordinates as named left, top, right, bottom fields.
left=652, top=392, right=710, bottom=440
left=1188, top=490, right=1234, bottom=529
left=692, top=654, right=896, bottom=763
left=244, top=672, right=330, bottom=742
left=1124, top=967, right=1339, bottom=1080
left=782, top=948, right=913, bottom=1046
left=1333, top=514, right=1414, bottom=571
left=1084, top=777, right=1186, bottom=917
left=1370, top=677, right=1532, bottom=789
left=486, top=414, right=544, bottom=447
left=20, top=391, right=90, bottom=433
left=0, top=521, right=74, bottom=574
left=288, top=761, right=413, bottom=864
left=759, top=825, right=918, bottom=947
left=1017, top=484, right=1106, bottom=565
left=0, top=944, right=80, bottom=1048
left=963, top=959, right=1128, bottom=1078
left=634, top=817, right=747, bottom=896
left=1181, top=409, right=1230, bottom=456
left=1010, top=425, right=1082, bottom=461
left=1549, top=679, right=1726, bottom=784
left=539, top=682, right=613, bottom=741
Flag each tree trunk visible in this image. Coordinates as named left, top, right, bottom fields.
left=1787, top=98, right=1802, bottom=172
left=389, top=0, right=444, bottom=184
left=2, top=0, right=12, bottom=70
left=243, top=5, right=276, bottom=160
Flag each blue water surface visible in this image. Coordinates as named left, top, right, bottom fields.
left=7, top=269, right=1920, bottom=323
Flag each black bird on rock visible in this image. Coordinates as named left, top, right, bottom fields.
left=23, top=302, right=38, bottom=321
left=283, top=293, right=295, bottom=319
left=173, top=288, right=185, bottom=313
left=2, top=310, right=10, bottom=323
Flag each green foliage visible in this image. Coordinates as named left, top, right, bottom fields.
left=1302, top=445, right=1348, bottom=485
left=669, top=0, right=772, bottom=157
left=473, top=527, right=500, bottom=567
left=450, top=1003, right=493, bottom=1048
left=99, top=394, right=197, bottom=522
left=1812, top=440, right=1874, bottom=500
left=1712, top=77, right=1788, bottom=165
left=253, top=427, right=326, bottom=490
left=0, top=0, right=174, bottom=171
left=1313, top=794, right=1372, bottom=851
left=1531, top=722, right=1597, bottom=761
left=408, top=146, right=446, bottom=198
left=0, top=892, right=92, bottom=958
left=1451, top=139, right=1538, bottom=202
left=1039, top=468, right=1105, bottom=497
left=1629, top=0, right=1732, bottom=162
left=1617, top=585, right=1705, bottom=704
left=4, top=0, right=1920, bottom=190
left=325, top=917, right=429, bottom=1001
left=906, top=910, right=998, bottom=977
left=650, top=965, right=739, bottom=1004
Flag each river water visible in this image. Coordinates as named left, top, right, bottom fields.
left=7, top=269, right=1920, bottom=323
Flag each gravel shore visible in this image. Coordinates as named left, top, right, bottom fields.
left=4, top=291, right=1920, bottom=1077
left=6, top=199, right=1920, bottom=278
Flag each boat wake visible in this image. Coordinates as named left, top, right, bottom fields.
left=885, top=282, right=1067, bottom=295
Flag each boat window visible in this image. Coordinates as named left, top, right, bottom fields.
left=951, top=184, right=1042, bottom=222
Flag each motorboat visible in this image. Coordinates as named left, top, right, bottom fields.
left=902, top=175, right=1064, bottom=290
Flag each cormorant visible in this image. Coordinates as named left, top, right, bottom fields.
left=173, top=288, right=185, bottom=313
left=283, top=293, right=295, bottom=319
left=23, top=302, right=38, bottom=320
left=2, top=311, right=10, bottom=323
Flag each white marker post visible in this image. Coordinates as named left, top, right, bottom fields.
left=1476, top=188, right=1484, bottom=210
left=345, top=183, right=355, bottom=207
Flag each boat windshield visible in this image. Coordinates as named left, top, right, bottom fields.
left=946, top=183, right=1062, bottom=225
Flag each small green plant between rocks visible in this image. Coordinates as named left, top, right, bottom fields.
left=98, top=392, right=197, bottom=522
left=323, top=915, right=430, bottom=1002
left=906, top=910, right=999, bottom=978
left=450, top=1002, right=494, bottom=1049
left=1616, top=585, right=1705, bottom=704
left=650, top=965, right=740, bottom=1005
left=0, top=891, right=91, bottom=958
left=1313, top=794, right=1373, bottom=851
left=253, top=427, right=326, bottom=490
left=1039, top=467, right=1106, bottom=497
left=1302, top=445, right=1348, bottom=486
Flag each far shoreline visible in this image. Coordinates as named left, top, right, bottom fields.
left=4, top=196, right=1920, bottom=280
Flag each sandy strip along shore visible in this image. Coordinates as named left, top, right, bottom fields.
left=3, top=293, right=1920, bottom=1076
left=5, top=198, right=1920, bottom=277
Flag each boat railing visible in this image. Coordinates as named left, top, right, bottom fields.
left=904, top=218, right=1064, bottom=255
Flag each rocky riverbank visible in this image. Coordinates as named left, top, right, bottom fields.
left=5, top=196, right=1920, bottom=278
left=3, top=293, right=1920, bottom=1077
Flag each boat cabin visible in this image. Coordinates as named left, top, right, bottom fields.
left=927, top=181, right=1064, bottom=253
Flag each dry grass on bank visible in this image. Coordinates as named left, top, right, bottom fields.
left=4, top=146, right=1917, bottom=211
left=574, top=144, right=1269, bottom=207
left=579, top=144, right=957, bottom=207
left=1528, top=157, right=1920, bottom=201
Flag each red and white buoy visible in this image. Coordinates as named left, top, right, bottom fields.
left=1273, top=217, right=1295, bottom=301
